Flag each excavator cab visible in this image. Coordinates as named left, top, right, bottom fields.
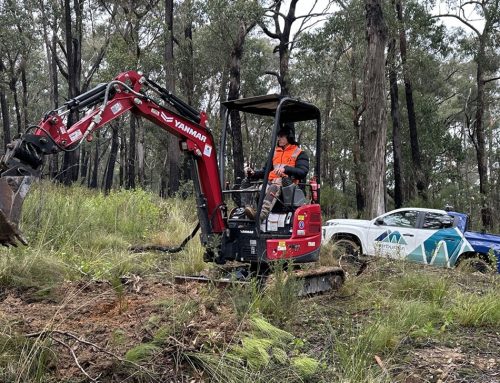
left=219, top=95, right=323, bottom=265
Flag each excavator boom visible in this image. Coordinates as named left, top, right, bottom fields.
left=0, top=70, right=225, bottom=249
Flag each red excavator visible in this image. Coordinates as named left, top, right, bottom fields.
left=0, top=70, right=343, bottom=293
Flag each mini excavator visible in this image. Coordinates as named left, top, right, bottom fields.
left=0, top=70, right=343, bottom=294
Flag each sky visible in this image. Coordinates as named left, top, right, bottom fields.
left=290, top=0, right=485, bottom=35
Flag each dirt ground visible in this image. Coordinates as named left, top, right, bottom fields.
left=0, top=277, right=240, bottom=382
left=0, top=271, right=499, bottom=383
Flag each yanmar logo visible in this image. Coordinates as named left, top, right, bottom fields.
left=175, top=120, right=207, bottom=143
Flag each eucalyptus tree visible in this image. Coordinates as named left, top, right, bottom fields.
left=435, top=0, right=500, bottom=229
left=163, top=0, right=177, bottom=197
left=361, top=0, right=388, bottom=217
left=293, top=0, right=371, bottom=216
left=260, top=0, right=334, bottom=96
left=395, top=0, right=427, bottom=200
left=200, top=0, right=263, bottom=183
left=0, top=0, right=38, bottom=139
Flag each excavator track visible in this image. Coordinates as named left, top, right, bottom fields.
left=0, top=176, right=33, bottom=247
left=174, top=264, right=345, bottom=296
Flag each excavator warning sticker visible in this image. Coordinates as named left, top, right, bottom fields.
left=69, top=129, right=83, bottom=142
left=278, top=241, right=286, bottom=251
left=308, top=241, right=316, bottom=247
left=203, top=144, right=212, bottom=157
left=111, top=102, right=122, bottom=114
left=298, top=215, right=305, bottom=220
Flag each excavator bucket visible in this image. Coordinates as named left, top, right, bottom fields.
left=0, top=176, right=33, bottom=246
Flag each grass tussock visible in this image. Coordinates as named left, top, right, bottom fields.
left=0, top=181, right=203, bottom=287
left=0, top=324, right=54, bottom=383
left=451, top=290, right=500, bottom=327
left=186, top=315, right=320, bottom=383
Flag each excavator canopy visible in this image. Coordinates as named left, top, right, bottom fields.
left=222, top=94, right=321, bottom=123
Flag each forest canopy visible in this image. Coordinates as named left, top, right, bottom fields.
left=0, top=0, right=498, bottom=229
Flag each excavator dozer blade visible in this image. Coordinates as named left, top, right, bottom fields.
left=0, top=176, right=33, bottom=247
left=294, top=266, right=345, bottom=296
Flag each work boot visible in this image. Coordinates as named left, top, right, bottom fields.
left=244, top=206, right=256, bottom=220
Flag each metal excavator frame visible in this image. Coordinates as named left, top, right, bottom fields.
left=0, top=70, right=344, bottom=295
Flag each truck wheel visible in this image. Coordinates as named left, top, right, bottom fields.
left=456, top=257, right=491, bottom=274
left=331, top=238, right=366, bottom=278
left=332, top=238, right=360, bottom=257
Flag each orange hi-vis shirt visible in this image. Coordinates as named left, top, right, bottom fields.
left=268, top=144, right=302, bottom=181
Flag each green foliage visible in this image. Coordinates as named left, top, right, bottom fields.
left=290, top=356, right=320, bottom=380
left=124, top=343, right=161, bottom=363
left=389, top=272, right=450, bottom=305
left=186, top=315, right=320, bottom=383
left=450, top=291, right=500, bottom=327
left=228, top=262, right=302, bottom=325
left=0, top=326, right=54, bottom=383
left=0, top=182, right=202, bottom=288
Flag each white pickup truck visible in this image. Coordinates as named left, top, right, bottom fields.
left=322, top=207, right=500, bottom=272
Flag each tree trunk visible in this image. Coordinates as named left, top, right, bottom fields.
left=388, top=37, right=404, bottom=208
left=127, top=116, right=137, bottom=189
left=89, top=133, right=99, bottom=189
left=260, top=0, right=298, bottom=96
left=350, top=37, right=364, bottom=216
left=20, top=61, right=28, bottom=132
left=119, top=130, right=126, bottom=188
left=162, top=0, right=176, bottom=198
left=321, top=85, right=334, bottom=184
left=8, top=76, right=22, bottom=135
left=137, top=118, right=145, bottom=187
left=474, top=39, right=491, bottom=229
left=396, top=0, right=425, bottom=200
left=61, top=0, right=83, bottom=185
left=360, top=0, right=388, bottom=218
left=0, top=61, right=11, bottom=150
left=104, top=123, right=119, bottom=194
left=0, top=89, right=10, bottom=151
left=228, top=20, right=255, bottom=184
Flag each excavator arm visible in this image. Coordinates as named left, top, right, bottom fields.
left=0, top=70, right=226, bottom=249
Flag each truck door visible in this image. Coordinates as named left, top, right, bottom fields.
left=408, top=212, right=461, bottom=266
left=366, top=209, right=419, bottom=259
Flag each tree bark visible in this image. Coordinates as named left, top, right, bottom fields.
left=396, top=0, right=426, bottom=200
left=350, top=37, right=365, bottom=216
left=8, top=75, right=22, bottom=135
left=163, top=0, right=180, bottom=197
left=89, top=134, right=99, bottom=189
left=360, top=0, right=388, bottom=217
left=127, top=115, right=137, bottom=189
left=260, top=0, right=299, bottom=96
left=0, top=89, right=10, bottom=151
left=0, top=61, right=11, bottom=151
left=474, top=38, right=491, bottom=228
left=104, top=123, right=119, bottom=194
left=61, top=0, right=83, bottom=185
left=20, top=60, right=28, bottom=132
left=228, top=20, right=255, bottom=184
left=387, top=37, right=404, bottom=208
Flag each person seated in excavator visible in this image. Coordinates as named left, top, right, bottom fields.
left=244, top=126, right=309, bottom=221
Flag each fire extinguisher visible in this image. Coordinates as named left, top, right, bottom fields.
left=310, top=176, right=319, bottom=203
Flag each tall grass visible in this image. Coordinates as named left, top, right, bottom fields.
left=0, top=181, right=203, bottom=288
